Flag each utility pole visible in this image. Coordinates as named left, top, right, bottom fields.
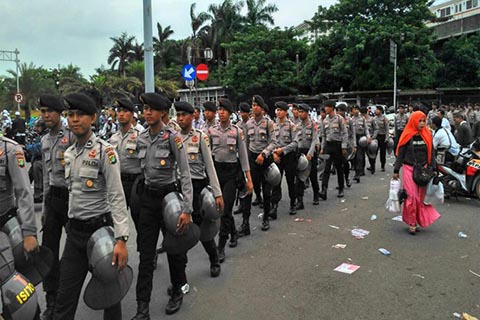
left=0, top=49, right=21, bottom=112
left=143, top=0, right=154, bottom=93
left=390, top=40, right=397, bottom=112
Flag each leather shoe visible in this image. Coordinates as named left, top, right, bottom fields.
left=165, top=289, right=183, bottom=315
left=353, top=175, right=360, bottom=183
left=210, top=264, right=221, bottom=277
left=131, top=301, right=150, bottom=320
left=261, top=220, right=270, bottom=231
left=289, top=204, right=297, bottom=215
left=295, top=198, right=304, bottom=210
left=229, top=233, right=238, bottom=248
left=337, top=189, right=344, bottom=198
left=313, top=193, right=319, bottom=205
left=269, top=204, right=278, bottom=220
left=319, top=189, right=327, bottom=200
left=238, top=223, right=250, bottom=237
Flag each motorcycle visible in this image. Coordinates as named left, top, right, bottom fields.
left=437, top=140, right=480, bottom=199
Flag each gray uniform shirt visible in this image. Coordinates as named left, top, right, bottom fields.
left=364, top=115, right=376, bottom=138
left=245, top=116, right=277, bottom=156
left=0, top=137, right=36, bottom=237
left=352, top=114, right=370, bottom=138
left=274, top=119, right=298, bottom=155
left=209, top=122, right=250, bottom=172
left=394, top=113, right=409, bottom=134
left=64, top=132, right=129, bottom=238
left=320, top=113, right=348, bottom=150
left=201, top=120, right=217, bottom=134
left=137, top=126, right=193, bottom=214
left=41, top=125, right=75, bottom=194
left=297, top=119, right=318, bottom=156
left=344, top=115, right=357, bottom=148
left=180, top=128, right=222, bottom=197
left=109, top=126, right=142, bottom=174
left=373, top=115, right=389, bottom=137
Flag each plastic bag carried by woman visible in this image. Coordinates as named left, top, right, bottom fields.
left=424, top=179, right=444, bottom=205
left=385, top=179, right=401, bottom=213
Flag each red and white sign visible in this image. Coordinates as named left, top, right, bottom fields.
left=14, top=93, right=24, bottom=103
left=196, top=63, right=209, bottom=81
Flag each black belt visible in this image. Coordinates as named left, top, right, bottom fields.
left=214, top=161, right=237, bottom=170
left=143, top=183, right=177, bottom=197
left=121, top=173, right=140, bottom=182
left=49, top=186, right=69, bottom=199
left=0, top=208, right=17, bottom=228
left=68, top=213, right=112, bottom=233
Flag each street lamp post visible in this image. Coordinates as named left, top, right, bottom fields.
left=143, top=0, right=154, bottom=93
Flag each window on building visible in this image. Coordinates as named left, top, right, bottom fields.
left=446, top=7, right=451, bottom=15
left=473, top=0, right=478, bottom=8
left=466, top=0, right=472, bottom=9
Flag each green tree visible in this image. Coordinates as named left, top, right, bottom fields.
left=223, top=26, right=307, bottom=100
left=153, top=23, right=175, bottom=70
left=108, top=32, right=135, bottom=77
left=244, top=0, right=278, bottom=27
left=436, top=34, right=480, bottom=87
left=190, top=3, right=210, bottom=39
left=131, top=41, right=144, bottom=62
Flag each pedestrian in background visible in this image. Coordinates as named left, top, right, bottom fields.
left=393, top=111, right=440, bottom=235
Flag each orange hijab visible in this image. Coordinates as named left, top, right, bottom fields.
left=395, top=111, right=432, bottom=164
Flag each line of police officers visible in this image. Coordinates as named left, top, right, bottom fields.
left=0, top=91, right=397, bottom=320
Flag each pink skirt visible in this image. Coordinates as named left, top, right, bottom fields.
left=401, top=165, right=441, bottom=228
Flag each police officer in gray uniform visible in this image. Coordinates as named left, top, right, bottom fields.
left=319, top=100, right=348, bottom=199
left=271, top=101, right=298, bottom=216
left=208, top=99, right=253, bottom=259
left=201, top=101, right=218, bottom=133
left=132, top=93, right=193, bottom=319
left=362, top=107, right=377, bottom=174
left=394, top=104, right=409, bottom=151
left=39, top=94, right=75, bottom=320
left=372, top=106, right=390, bottom=172
left=174, top=101, right=224, bottom=277
left=245, top=95, right=277, bottom=231
left=53, top=93, right=129, bottom=320
left=109, top=98, right=142, bottom=230
left=336, top=103, right=356, bottom=188
left=295, top=103, right=319, bottom=208
left=351, top=105, right=370, bottom=182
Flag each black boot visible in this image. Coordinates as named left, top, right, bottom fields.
left=337, top=189, right=344, bottom=198
left=210, top=260, right=221, bottom=277
left=346, top=178, right=352, bottom=188
left=238, top=219, right=250, bottom=237
left=229, top=231, right=238, bottom=248
left=165, top=287, right=183, bottom=315
left=319, top=187, right=327, bottom=200
left=313, top=193, right=319, bottom=205
left=41, top=293, right=55, bottom=320
left=261, top=219, right=270, bottom=231
left=269, top=203, right=278, bottom=220
left=295, top=197, right=304, bottom=210
left=131, top=301, right=150, bottom=320
left=217, top=237, right=227, bottom=263
left=353, top=174, right=360, bottom=183
left=289, top=201, right=297, bottom=215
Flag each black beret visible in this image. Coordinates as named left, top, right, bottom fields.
left=217, top=98, right=234, bottom=113
left=336, top=103, right=347, bottom=111
left=324, top=100, right=335, bottom=108
left=274, top=101, right=288, bottom=111
left=299, top=103, right=311, bottom=112
left=291, top=103, right=299, bottom=109
left=238, top=102, right=250, bottom=113
left=360, top=106, right=368, bottom=114
left=398, top=104, right=405, bottom=109
left=174, top=101, right=194, bottom=114
left=351, top=105, right=360, bottom=110
left=203, top=101, right=217, bottom=112
left=139, top=92, right=170, bottom=111
left=252, top=95, right=268, bottom=112
left=114, top=98, right=135, bottom=112
left=432, top=116, right=442, bottom=128
left=63, top=93, right=96, bottom=115
left=39, top=94, right=64, bottom=112
left=377, top=105, right=384, bottom=113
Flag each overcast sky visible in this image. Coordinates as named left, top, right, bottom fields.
left=0, top=0, right=446, bottom=78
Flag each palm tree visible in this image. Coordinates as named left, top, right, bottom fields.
left=244, top=0, right=278, bottom=27
left=108, top=32, right=136, bottom=77
left=131, top=41, right=144, bottom=62
left=153, top=23, right=175, bottom=70
left=190, top=3, right=210, bottom=39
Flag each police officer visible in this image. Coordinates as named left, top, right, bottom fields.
left=233, top=102, right=252, bottom=217
left=295, top=103, right=319, bottom=208
left=336, top=103, right=356, bottom=188
left=319, top=100, right=348, bottom=199
left=271, top=101, right=298, bottom=216
left=132, top=93, right=193, bottom=319
left=291, top=103, right=302, bottom=126
left=362, top=106, right=377, bottom=174
left=53, top=93, right=129, bottom=320
left=209, top=99, right=252, bottom=258
left=372, top=106, right=390, bottom=172
left=350, top=105, right=370, bottom=182
left=394, top=104, right=409, bottom=151
left=161, top=107, right=181, bottom=132
left=39, top=94, right=75, bottom=320
left=109, top=98, right=142, bottom=230
left=245, top=95, right=277, bottom=231
left=174, top=101, right=224, bottom=277
left=201, top=101, right=217, bottom=133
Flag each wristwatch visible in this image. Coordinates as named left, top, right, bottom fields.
left=116, top=236, right=129, bottom=243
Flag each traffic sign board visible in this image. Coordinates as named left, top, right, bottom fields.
left=14, top=93, right=23, bottom=103
left=182, top=64, right=196, bottom=81
left=185, top=80, right=195, bottom=88
left=196, top=64, right=209, bottom=81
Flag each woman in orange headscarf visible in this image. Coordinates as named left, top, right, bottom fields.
left=393, top=111, right=440, bottom=235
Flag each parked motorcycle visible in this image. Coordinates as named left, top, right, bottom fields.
left=437, top=140, right=480, bottom=199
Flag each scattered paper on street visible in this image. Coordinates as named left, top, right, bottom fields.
left=361, top=196, right=369, bottom=200
left=332, top=244, right=347, bottom=249
left=334, top=263, right=360, bottom=274
left=351, top=228, right=370, bottom=239
left=329, top=225, right=340, bottom=229
left=370, top=214, right=377, bottom=221
left=392, top=215, right=402, bottom=222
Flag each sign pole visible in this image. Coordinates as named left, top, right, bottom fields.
left=143, top=0, right=155, bottom=93
left=15, top=49, right=20, bottom=112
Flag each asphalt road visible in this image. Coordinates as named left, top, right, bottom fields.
left=34, top=155, right=480, bottom=320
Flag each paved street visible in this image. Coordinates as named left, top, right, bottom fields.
left=35, top=156, right=479, bottom=319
